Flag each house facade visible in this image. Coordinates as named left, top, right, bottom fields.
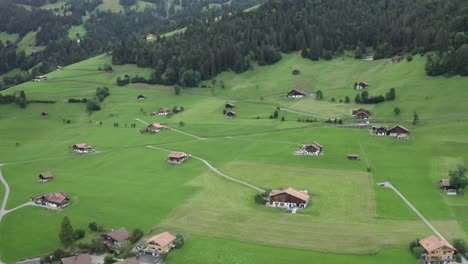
left=287, top=89, right=308, bottom=98
left=295, top=142, right=323, bottom=155
left=33, top=75, right=47, bottom=81
left=372, top=126, right=389, bottom=136
left=145, top=232, right=177, bottom=253
left=347, top=154, right=359, bottom=160
left=102, top=228, right=132, bottom=246
left=38, top=172, right=54, bottom=182
left=352, top=108, right=371, bottom=119
left=267, top=187, right=310, bottom=209
left=419, top=236, right=456, bottom=263
left=73, top=144, right=94, bottom=153
left=32, top=192, right=69, bottom=208
left=158, top=108, right=171, bottom=116
left=167, top=151, right=189, bottom=164
left=146, top=123, right=166, bottom=133
left=227, top=111, right=236, bottom=118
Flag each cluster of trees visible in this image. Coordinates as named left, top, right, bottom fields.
left=425, top=44, right=468, bottom=76
left=59, top=217, right=86, bottom=247
left=0, top=90, right=27, bottom=108
left=86, top=87, right=110, bottom=113
left=112, top=0, right=468, bottom=87
left=68, top=98, right=88, bottom=103
left=355, top=88, right=396, bottom=104
left=449, top=164, right=468, bottom=191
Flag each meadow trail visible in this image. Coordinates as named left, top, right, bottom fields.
left=145, top=146, right=265, bottom=193
left=0, top=165, right=10, bottom=224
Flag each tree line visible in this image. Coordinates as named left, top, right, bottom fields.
left=111, top=0, right=468, bottom=87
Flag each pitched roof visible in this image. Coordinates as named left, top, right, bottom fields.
left=288, top=89, right=307, bottom=95
left=16, top=258, right=41, bottom=264
left=73, top=143, right=93, bottom=149
left=419, top=236, right=456, bottom=252
left=303, top=142, right=322, bottom=150
left=227, top=111, right=236, bottom=115
left=440, top=179, right=452, bottom=187
left=270, top=187, right=310, bottom=202
left=158, top=108, right=170, bottom=113
left=147, top=123, right=166, bottom=130
left=105, top=228, right=132, bottom=242
left=44, top=192, right=68, bottom=204
left=39, top=172, right=54, bottom=179
left=61, top=254, right=91, bottom=264
left=146, top=232, right=177, bottom=248
left=168, top=151, right=188, bottom=159
left=388, top=125, right=409, bottom=133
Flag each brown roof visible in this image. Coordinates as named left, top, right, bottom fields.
left=303, top=142, right=322, bottom=150
left=388, top=125, right=409, bottom=133
left=61, top=254, right=91, bottom=264
left=270, top=187, right=310, bottom=202
left=168, top=151, right=188, bottom=159
left=39, top=172, right=54, bottom=179
left=105, top=228, right=132, bottom=242
left=347, top=154, right=359, bottom=158
left=73, top=144, right=93, bottom=149
left=44, top=192, right=68, bottom=204
left=227, top=111, right=236, bottom=115
left=158, top=108, right=170, bottom=113
left=147, top=123, right=166, bottom=130
left=288, top=89, right=307, bottom=95
left=419, top=236, right=456, bottom=252
left=146, top=232, right=176, bottom=248
left=353, top=108, right=370, bottom=115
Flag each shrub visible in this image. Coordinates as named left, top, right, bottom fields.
left=96, top=87, right=110, bottom=102
left=104, top=255, right=116, bottom=264
left=86, top=99, right=101, bottom=112
left=73, top=229, right=86, bottom=240
left=130, top=228, right=144, bottom=244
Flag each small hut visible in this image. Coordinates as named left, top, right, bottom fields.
left=347, top=154, right=359, bottom=160
left=38, top=172, right=54, bottom=182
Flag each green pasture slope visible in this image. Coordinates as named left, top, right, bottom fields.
left=0, top=53, right=467, bottom=263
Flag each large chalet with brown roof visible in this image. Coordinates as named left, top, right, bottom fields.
left=387, top=125, right=410, bottom=137
left=440, top=179, right=458, bottom=195
left=145, top=123, right=167, bottom=133
left=32, top=192, right=70, bottom=208
left=145, top=232, right=177, bottom=253
left=287, top=89, right=308, bottom=98
left=372, top=125, right=410, bottom=138
left=72, top=144, right=94, bottom=153
left=157, top=108, right=171, bottom=116
left=267, top=187, right=310, bottom=209
left=102, top=228, right=132, bottom=246
left=351, top=108, right=371, bottom=119
left=167, top=151, right=189, bottom=164
left=419, top=236, right=457, bottom=263
left=295, top=142, right=323, bottom=155
left=61, top=254, right=91, bottom=264
left=38, top=172, right=53, bottom=182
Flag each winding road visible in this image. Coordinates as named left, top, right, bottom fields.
left=146, top=146, right=265, bottom=193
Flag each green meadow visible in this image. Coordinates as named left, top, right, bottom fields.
left=0, top=53, right=467, bottom=263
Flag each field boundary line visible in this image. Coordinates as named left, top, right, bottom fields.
left=145, top=146, right=265, bottom=193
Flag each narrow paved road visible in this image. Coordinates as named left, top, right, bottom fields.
left=135, top=118, right=205, bottom=140
left=0, top=165, right=10, bottom=224
left=146, top=146, right=265, bottom=193
left=377, top=181, right=445, bottom=239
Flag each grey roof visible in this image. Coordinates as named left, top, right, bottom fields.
left=16, top=258, right=41, bottom=264
left=138, top=254, right=161, bottom=264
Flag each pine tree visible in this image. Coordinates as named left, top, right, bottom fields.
left=59, top=216, right=74, bottom=247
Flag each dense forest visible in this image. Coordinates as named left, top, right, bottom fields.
left=112, top=0, right=468, bottom=87
left=0, top=0, right=262, bottom=90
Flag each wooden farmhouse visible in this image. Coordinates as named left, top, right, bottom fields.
left=351, top=108, right=371, bottom=119
left=41, top=111, right=48, bottom=117
left=372, top=126, right=389, bottom=136
left=61, top=254, right=91, bottom=264
left=137, top=95, right=146, bottom=100
left=145, top=232, right=177, bottom=253
left=146, top=33, right=157, bottom=41
left=158, top=108, right=171, bottom=116
left=33, top=75, right=47, bottom=81
left=167, top=151, right=189, bottom=164
left=418, top=236, right=457, bottom=263
left=32, top=192, right=69, bottom=208
left=354, top=82, right=369, bottom=89
left=73, top=143, right=95, bottom=153
left=391, top=55, right=405, bottom=63
left=387, top=125, right=410, bottom=137
left=226, top=111, right=236, bottom=118
left=287, top=89, right=308, bottom=98
left=102, top=228, right=132, bottom=246
left=56, top=66, right=64, bottom=70
left=295, top=142, right=323, bottom=155
left=225, top=103, right=235, bottom=109
left=292, top=69, right=300, bottom=75
left=267, top=187, right=310, bottom=209
left=440, top=179, right=458, bottom=195
left=347, top=154, right=359, bottom=160
left=145, top=123, right=167, bottom=133
left=38, top=172, right=54, bottom=182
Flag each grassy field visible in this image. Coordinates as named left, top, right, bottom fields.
left=0, top=32, right=19, bottom=43
left=0, top=53, right=467, bottom=263
left=68, top=25, right=86, bottom=39
left=16, top=31, right=45, bottom=55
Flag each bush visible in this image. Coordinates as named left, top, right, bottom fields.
left=130, top=228, right=144, bottom=243
left=96, top=87, right=110, bottom=102
left=394, top=107, right=401, bottom=115
left=73, top=229, right=86, bottom=240
left=86, top=99, right=101, bottom=112
left=174, top=234, right=185, bottom=249
left=453, top=239, right=468, bottom=255
left=88, top=222, right=103, bottom=232
left=406, top=55, right=413, bottom=62
left=104, top=255, right=116, bottom=264
left=89, top=237, right=107, bottom=254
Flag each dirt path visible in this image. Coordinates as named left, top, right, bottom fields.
left=135, top=118, right=205, bottom=140
left=146, top=146, right=265, bottom=193
left=0, top=165, right=10, bottom=224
